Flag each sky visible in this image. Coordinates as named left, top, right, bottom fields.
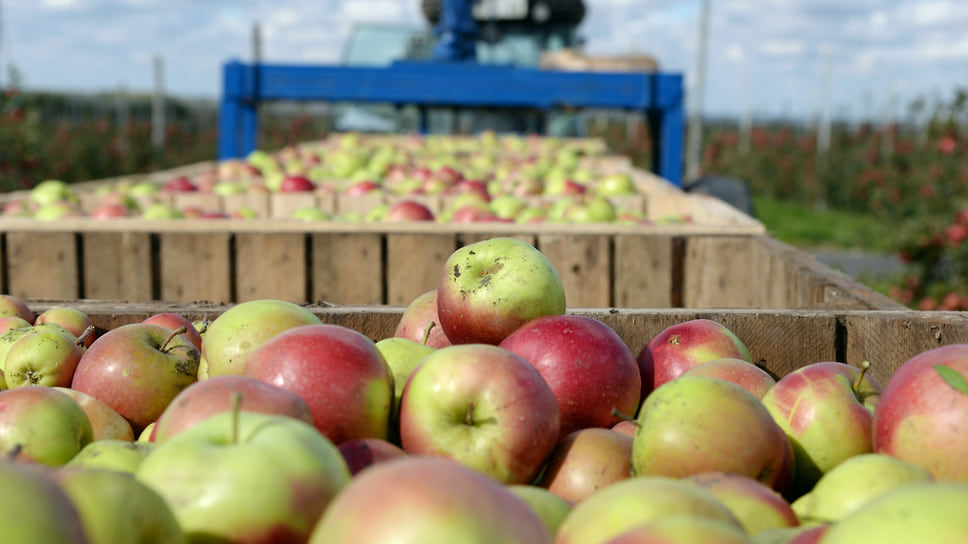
left=2, top=0, right=967, bottom=122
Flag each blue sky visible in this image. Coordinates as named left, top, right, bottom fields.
left=2, top=0, right=966, bottom=121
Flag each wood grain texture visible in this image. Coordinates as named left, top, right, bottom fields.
left=235, top=233, right=307, bottom=303
left=82, top=232, right=153, bottom=301
left=386, top=233, right=456, bottom=306
left=158, top=232, right=232, bottom=303
left=6, top=232, right=79, bottom=300
left=681, top=235, right=759, bottom=308
left=613, top=234, right=673, bottom=308
left=312, top=233, right=383, bottom=305
left=538, top=233, right=611, bottom=307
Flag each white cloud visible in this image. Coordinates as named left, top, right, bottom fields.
left=760, top=40, right=806, bottom=57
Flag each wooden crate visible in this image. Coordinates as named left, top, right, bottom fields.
left=22, top=300, right=968, bottom=387
left=0, top=217, right=903, bottom=311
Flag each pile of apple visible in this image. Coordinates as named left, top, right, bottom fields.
left=0, top=236, right=966, bottom=543
left=0, top=133, right=692, bottom=226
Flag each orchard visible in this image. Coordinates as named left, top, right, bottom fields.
left=1, top=238, right=968, bottom=543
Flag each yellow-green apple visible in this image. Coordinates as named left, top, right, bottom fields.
left=201, top=299, right=321, bottom=378
left=337, top=437, right=407, bottom=476
left=393, top=289, right=452, bottom=349
left=0, top=461, right=88, bottom=543
left=31, top=179, right=78, bottom=206
left=817, top=482, right=968, bottom=543
left=685, top=471, right=799, bottom=536
left=680, top=358, right=777, bottom=399
left=498, top=314, right=641, bottom=436
left=309, top=456, right=551, bottom=543
left=53, top=387, right=134, bottom=441
left=792, top=453, right=933, bottom=524
left=0, top=386, right=93, bottom=466
left=398, top=344, right=560, bottom=484
left=755, top=525, right=828, bottom=544
left=558, top=195, right=618, bottom=223
left=244, top=324, right=394, bottom=444
left=761, top=361, right=882, bottom=495
left=637, top=319, right=752, bottom=398
left=507, top=484, right=572, bottom=536
left=34, top=306, right=96, bottom=348
left=0, top=294, right=33, bottom=322
left=594, top=172, right=636, bottom=196
left=53, top=467, right=184, bottom=544
left=555, top=475, right=743, bottom=544
left=632, top=375, right=793, bottom=493
left=437, top=237, right=566, bottom=345
left=67, top=439, right=155, bottom=473
left=152, top=374, right=315, bottom=443
left=143, top=312, right=203, bottom=350
left=601, top=516, right=752, bottom=544
left=374, top=336, right=435, bottom=418
left=537, top=427, right=634, bottom=503
left=71, top=323, right=201, bottom=433
left=136, top=410, right=351, bottom=543
left=873, top=343, right=968, bottom=481
left=0, top=315, right=31, bottom=335
left=3, top=323, right=86, bottom=387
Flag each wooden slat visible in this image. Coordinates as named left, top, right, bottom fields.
left=221, top=192, right=271, bottom=219
left=270, top=192, right=319, bottom=220
left=311, top=233, right=384, bottom=305
left=6, top=232, right=79, bottom=299
left=538, top=233, right=611, bottom=308
left=158, top=232, right=232, bottom=303
left=457, top=232, right=537, bottom=247
left=386, top=233, right=456, bottom=306
left=613, top=234, right=674, bottom=308
left=337, top=193, right=387, bottom=217
left=234, top=233, right=307, bottom=303
left=681, top=235, right=759, bottom=308
left=81, top=232, right=153, bottom=301
left=170, top=193, right=222, bottom=214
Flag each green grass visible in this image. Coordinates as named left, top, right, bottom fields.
left=752, top=196, right=898, bottom=253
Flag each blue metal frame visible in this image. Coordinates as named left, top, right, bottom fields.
left=218, top=60, right=685, bottom=186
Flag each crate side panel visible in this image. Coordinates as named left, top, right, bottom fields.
left=613, top=234, right=673, bottom=308
left=386, top=233, right=457, bottom=306
left=6, top=232, right=79, bottom=300
left=235, top=233, right=308, bottom=303
left=312, top=233, right=384, bottom=305
left=539, top=233, right=611, bottom=308
left=82, top=232, right=154, bottom=301
left=159, top=233, right=232, bottom=303
left=682, top=236, right=758, bottom=308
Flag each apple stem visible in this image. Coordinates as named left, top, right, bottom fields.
left=196, top=317, right=210, bottom=335
left=422, top=321, right=436, bottom=346
left=611, top=407, right=640, bottom=427
left=160, top=326, right=187, bottom=352
left=76, top=325, right=96, bottom=347
left=465, top=401, right=476, bottom=426
left=5, top=444, right=22, bottom=461
left=230, top=392, right=242, bottom=445
left=854, top=360, right=872, bottom=391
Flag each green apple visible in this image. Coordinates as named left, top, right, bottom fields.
left=489, top=194, right=527, bottom=219
left=136, top=410, right=350, bottom=543
left=201, top=299, right=321, bottom=378
left=127, top=181, right=160, bottom=197
left=0, top=461, right=88, bottom=543
left=601, top=515, right=752, bottom=544
left=53, top=467, right=183, bottom=544
left=437, top=237, right=566, bottom=345
left=792, top=452, right=933, bottom=524
left=594, top=172, right=636, bottom=196
left=34, top=306, right=96, bottom=348
left=291, top=206, right=332, bottom=221
left=140, top=202, right=183, bottom=219
left=555, top=475, right=743, bottom=544
left=0, top=386, right=93, bottom=466
left=67, top=439, right=155, bottom=473
left=375, top=336, right=435, bottom=417
left=0, top=294, right=34, bottom=322
left=686, top=471, right=799, bottom=536
left=33, top=201, right=81, bottom=220
left=53, top=387, right=135, bottom=442
left=3, top=324, right=85, bottom=388
left=507, top=484, right=572, bottom=537
left=30, top=179, right=79, bottom=206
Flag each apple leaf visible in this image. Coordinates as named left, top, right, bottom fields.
left=934, top=364, right=968, bottom=395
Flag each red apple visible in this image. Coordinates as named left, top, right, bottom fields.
left=90, top=202, right=131, bottom=219
left=53, top=387, right=135, bottom=442
left=680, top=358, right=777, bottom=399
left=393, top=290, right=452, bottom=349
left=686, top=471, right=800, bottom=536
left=0, top=294, right=33, bottom=323
left=498, top=314, right=641, bottom=436
left=143, top=312, right=203, bottom=350
left=244, top=324, right=394, bottom=444
left=344, top=180, right=382, bottom=196
left=279, top=175, right=316, bottom=192
left=537, top=427, right=634, bottom=503
left=385, top=199, right=435, bottom=222
left=162, top=176, right=198, bottom=192
left=34, top=306, right=96, bottom=348
left=337, top=437, right=407, bottom=476
left=0, top=315, right=31, bottom=334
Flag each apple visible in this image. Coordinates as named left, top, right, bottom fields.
left=680, top=358, right=777, bottom=399
left=0, top=294, right=33, bottom=322
left=489, top=194, right=527, bottom=219
left=595, top=172, right=636, bottom=196
left=791, top=452, right=933, bottom=524
left=53, top=387, right=134, bottom=442
left=2, top=323, right=86, bottom=388
left=873, top=343, right=968, bottom=482
left=817, top=482, right=968, bottom=543
left=557, top=195, right=618, bottom=224
left=344, top=180, right=382, bottom=196
left=399, top=344, right=560, bottom=484
left=393, top=289, right=452, bottom=349
left=143, top=312, right=203, bottom=350
left=0, top=315, right=31, bottom=334
left=140, top=202, right=183, bottom=219
left=33, top=306, right=95, bottom=347
left=90, top=202, right=131, bottom=219
left=136, top=410, right=351, bottom=543
left=53, top=467, right=184, bottom=544
left=308, top=456, right=552, bottom=543
left=374, top=336, right=435, bottom=418
left=279, top=174, right=316, bottom=192
left=685, top=471, right=799, bottom=536
left=152, top=374, right=314, bottom=443
left=537, top=427, right=634, bottom=503
left=71, top=323, right=201, bottom=433
left=30, top=179, right=78, bottom=206
left=0, top=461, right=89, bottom=543
left=337, top=437, right=407, bottom=476
left=291, top=206, right=332, bottom=221
left=67, top=439, right=155, bottom=473
left=498, top=314, right=641, bottom=436
left=244, top=324, right=394, bottom=444
left=437, top=237, right=566, bottom=345
left=0, top=386, right=93, bottom=466
left=761, top=361, right=882, bottom=495
left=632, top=375, right=793, bottom=492
left=386, top=199, right=435, bottom=221
left=202, top=299, right=322, bottom=378
left=637, top=319, right=753, bottom=398
left=554, top=475, right=743, bottom=544
left=162, top=175, right=198, bottom=192
left=599, top=516, right=752, bottom=544
left=611, top=419, right=638, bottom=438
left=507, top=484, right=573, bottom=536
left=449, top=203, right=499, bottom=223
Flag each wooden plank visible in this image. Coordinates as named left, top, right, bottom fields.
left=337, top=192, right=387, bottom=217
left=613, top=234, right=674, bottom=308
left=234, top=233, right=307, bottom=303
left=270, top=192, right=319, bottom=220
left=311, top=233, right=384, bottom=305
left=221, top=191, right=271, bottom=219
left=457, top=232, right=537, bottom=247
left=158, top=232, right=232, bottom=303
left=81, top=232, right=154, bottom=301
left=681, top=235, right=759, bottom=308
left=5, top=232, right=79, bottom=300
left=386, top=233, right=456, bottom=306
left=170, top=193, right=222, bottom=215
left=538, top=233, right=611, bottom=308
